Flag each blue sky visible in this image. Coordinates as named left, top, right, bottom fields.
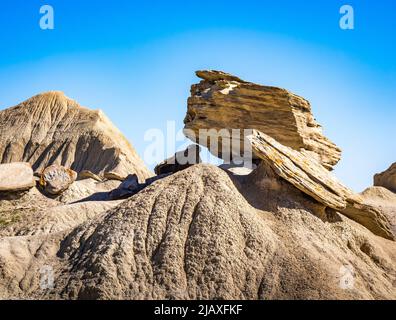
left=0, top=0, right=395, bottom=191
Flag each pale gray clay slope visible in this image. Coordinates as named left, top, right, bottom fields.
left=0, top=92, right=152, bottom=182
left=0, top=165, right=395, bottom=299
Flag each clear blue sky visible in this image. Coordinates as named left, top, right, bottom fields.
left=0, top=0, right=395, bottom=191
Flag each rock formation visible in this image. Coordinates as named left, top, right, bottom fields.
left=247, top=129, right=394, bottom=240
left=0, top=74, right=395, bottom=300
left=39, top=164, right=77, bottom=195
left=374, top=163, right=396, bottom=193
left=0, top=162, right=35, bottom=192
left=154, top=144, right=201, bottom=175
left=0, top=91, right=152, bottom=182
left=184, top=70, right=341, bottom=170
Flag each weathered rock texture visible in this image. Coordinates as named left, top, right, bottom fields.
left=375, top=163, right=396, bottom=193
left=39, top=164, right=77, bottom=195
left=0, top=165, right=395, bottom=300
left=0, top=92, right=152, bottom=182
left=247, top=130, right=394, bottom=240
left=361, top=187, right=396, bottom=238
left=184, top=70, right=341, bottom=170
left=0, top=162, right=35, bottom=192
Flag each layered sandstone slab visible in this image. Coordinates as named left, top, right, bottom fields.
left=184, top=70, right=341, bottom=170
left=0, top=92, right=152, bottom=182
left=247, top=129, right=394, bottom=240
left=374, top=163, right=396, bottom=193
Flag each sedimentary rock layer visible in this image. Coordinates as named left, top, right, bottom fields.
left=184, top=70, right=341, bottom=170
left=0, top=92, right=152, bottom=182
left=247, top=129, right=394, bottom=240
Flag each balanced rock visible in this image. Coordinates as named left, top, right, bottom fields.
left=0, top=91, right=152, bottom=182
left=184, top=70, right=341, bottom=170
left=374, top=163, right=396, bottom=193
left=0, top=162, right=35, bottom=192
left=247, top=129, right=394, bottom=240
left=154, top=144, right=201, bottom=175
left=39, top=164, right=77, bottom=195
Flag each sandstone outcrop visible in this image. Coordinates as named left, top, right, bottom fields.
left=39, top=164, right=77, bottom=195
left=0, top=91, right=152, bottom=182
left=0, top=162, right=35, bottom=192
left=154, top=144, right=201, bottom=175
left=374, top=163, right=396, bottom=193
left=184, top=70, right=341, bottom=170
left=247, top=129, right=394, bottom=240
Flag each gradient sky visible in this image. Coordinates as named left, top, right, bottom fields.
left=0, top=0, right=395, bottom=191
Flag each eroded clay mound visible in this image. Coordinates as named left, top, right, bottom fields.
left=0, top=92, right=152, bottom=182
left=6, top=164, right=389, bottom=300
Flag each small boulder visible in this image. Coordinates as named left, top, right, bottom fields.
left=154, top=145, right=201, bottom=175
left=39, top=164, right=77, bottom=195
left=0, top=162, right=35, bottom=192
left=108, top=174, right=140, bottom=200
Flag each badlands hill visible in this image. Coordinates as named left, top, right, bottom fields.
left=0, top=71, right=395, bottom=300
left=0, top=91, right=152, bottom=181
